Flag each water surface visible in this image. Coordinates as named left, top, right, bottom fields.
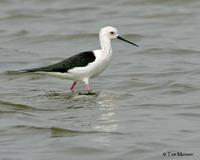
left=0, top=0, right=200, bottom=159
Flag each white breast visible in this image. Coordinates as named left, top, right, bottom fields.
left=67, top=49, right=112, bottom=81
left=90, top=49, right=112, bottom=78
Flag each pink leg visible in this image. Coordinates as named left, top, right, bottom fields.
left=86, top=84, right=90, bottom=90
left=70, top=82, right=77, bottom=91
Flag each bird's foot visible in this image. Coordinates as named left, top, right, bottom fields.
left=78, top=91, right=97, bottom=96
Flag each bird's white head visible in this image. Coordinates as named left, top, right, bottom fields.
left=100, top=26, right=118, bottom=39
left=99, top=26, right=139, bottom=47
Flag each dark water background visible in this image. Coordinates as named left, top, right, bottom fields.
left=0, top=0, right=200, bottom=159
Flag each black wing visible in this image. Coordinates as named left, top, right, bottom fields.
left=21, top=51, right=96, bottom=73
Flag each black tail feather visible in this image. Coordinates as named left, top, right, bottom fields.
left=19, top=67, right=49, bottom=73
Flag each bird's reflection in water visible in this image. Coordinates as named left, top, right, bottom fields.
left=92, top=92, right=120, bottom=147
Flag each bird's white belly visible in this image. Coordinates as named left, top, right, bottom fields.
left=68, top=51, right=112, bottom=81
left=71, top=57, right=109, bottom=78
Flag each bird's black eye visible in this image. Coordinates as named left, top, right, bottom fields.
left=110, top=31, right=114, bottom=35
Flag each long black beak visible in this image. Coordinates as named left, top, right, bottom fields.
left=117, top=36, right=139, bottom=47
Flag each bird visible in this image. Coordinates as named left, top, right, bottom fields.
left=20, top=26, right=139, bottom=92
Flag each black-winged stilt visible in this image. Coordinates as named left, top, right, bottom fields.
left=20, top=26, right=138, bottom=92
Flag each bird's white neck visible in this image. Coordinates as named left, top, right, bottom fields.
left=100, top=35, right=112, bottom=55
